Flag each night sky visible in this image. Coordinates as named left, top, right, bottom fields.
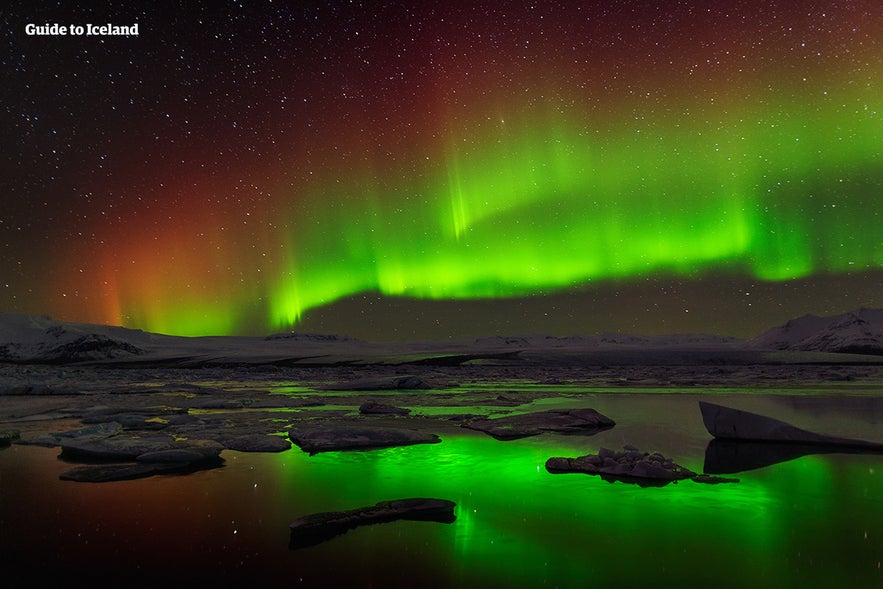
left=2, top=1, right=881, bottom=340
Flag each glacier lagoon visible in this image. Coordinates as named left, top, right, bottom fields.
left=1, top=373, right=881, bottom=588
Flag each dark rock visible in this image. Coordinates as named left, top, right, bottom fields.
left=40, top=333, right=143, bottom=362
left=546, top=446, right=738, bottom=486
left=289, top=498, right=456, bottom=549
left=0, top=429, right=20, bottom=447
left=359, top=401, right=411, bottom=416
left=699, top=401, right=883, bottom=448
left=463, top=408, right=615, bottom=440
left=288, top=426, right=441, bottom=454
left=597, top=446, right=616, bottom=459
left=221, top=434, right=291, bottom=452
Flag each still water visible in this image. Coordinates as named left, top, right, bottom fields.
left=1, top=392, right=881, bottom=588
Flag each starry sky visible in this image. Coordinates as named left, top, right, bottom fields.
left=2, top=1, right=881, bottom=339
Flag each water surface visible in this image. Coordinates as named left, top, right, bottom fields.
left=1, top=391, right=880, bottom=588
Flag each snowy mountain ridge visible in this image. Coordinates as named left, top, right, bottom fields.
left=1, top=308, right=882, bottom=364
left=748, top=308, right=883, bottom=355
left=0, top=313, right=151, bottom=362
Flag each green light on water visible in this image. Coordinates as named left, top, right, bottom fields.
left=267, top=433, right=881, bottom=588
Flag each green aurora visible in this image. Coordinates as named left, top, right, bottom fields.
left=12, top=2, right=882, bottom=337
left=269, top=90, right=883, bottom=330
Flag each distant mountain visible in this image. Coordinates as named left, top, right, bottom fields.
left=473, top=335, right=598, bottom=347
left=2, top=309, right=882, bottom=365
left=264, top=332, right=361, bottom=343
left=0, top=314, right=150, bottom=362
left=474, top=333, right=739, bottom=348
left=748, top=308, right=883, bottom=355
left=598, top=333, right=739, bottom=346
left=0, top=313, right=371, bottom=365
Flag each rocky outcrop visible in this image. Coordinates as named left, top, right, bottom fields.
left=546, top=446, right=738, bottom=486
left=289, top=498, right=456, bottom=549
left=699, top=401, right=883, bottom=448
left=288, top=425, right=441, bottom=454
left=463, top=408, right=615, bottom=440
left=41, top=334, right=143, bottom=362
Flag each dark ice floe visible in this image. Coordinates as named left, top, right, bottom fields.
left=699, top=401, right=883, bottom=474
left=359, top=401, right=411, bottom=415
left=699, top=401, right=883, bottom=448
left=289, top=498, right=456, bottom=549
left=546, top=445, right=738, bottom=486
left=288, top=425, right=441, bottom=454
left=463, top=408, right=615, bottom=440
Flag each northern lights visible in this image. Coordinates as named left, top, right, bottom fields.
left=2, top=2, right=882, bottom=337
left=270, top=93, right=883, bottom=328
